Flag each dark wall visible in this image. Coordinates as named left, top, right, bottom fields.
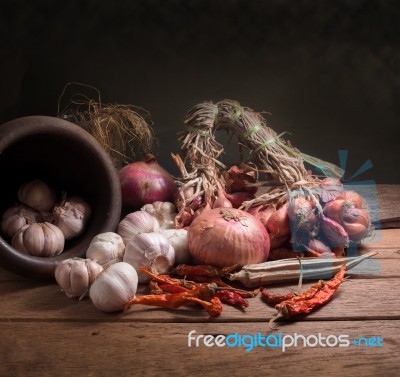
left=1, top=0, right=399, bottom=183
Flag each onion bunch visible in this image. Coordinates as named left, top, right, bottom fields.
left=248, top=178, right=372, bottom=260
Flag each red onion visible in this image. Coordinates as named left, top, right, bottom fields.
left=306, top=239, right=335, bottom=258
left=119, top=155, right=177, bottom=209
left=247, top=204, right=275, bottom=229
left=320, top=215, right=349, bottom=247
left=225, top=191, right=255, bottom=208
left=335, top=191, right=364, bottom=209
left=188, top=208, right=270, bottom=268
left=267, top=204, right=290, bottom=237
left=323, top=199, right=371, bottom=241
left=212, top=191, right=233, bottom=209
left=319, top=177, right=343, bottom=202
left=341, top=207, right=371, bottom=241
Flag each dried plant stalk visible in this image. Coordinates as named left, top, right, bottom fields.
left=174, top=99, right=342, bottom=226
left=58, top=83, right=155, bottom=168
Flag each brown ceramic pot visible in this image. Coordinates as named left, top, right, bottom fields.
left=0, top=116, right=122, bottom=279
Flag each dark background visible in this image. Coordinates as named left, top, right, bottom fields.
left=1, top=0, right=399, bottom=183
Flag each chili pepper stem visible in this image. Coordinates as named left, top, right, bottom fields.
left=269, top=313, right=284, bottom=331
left=212, top=286, right=257, bottom=297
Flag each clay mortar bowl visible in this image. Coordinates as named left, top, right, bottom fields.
left=0, top=116, right=121, bottom=279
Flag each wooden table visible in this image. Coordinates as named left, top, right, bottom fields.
left=1, top=185, right=399, bottom=377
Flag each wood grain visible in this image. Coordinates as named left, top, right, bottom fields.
left=0, top=321, right=398, bottom=377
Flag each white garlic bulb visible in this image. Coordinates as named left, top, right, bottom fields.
left=160, top=228, right=191, bottom=265
left=1, top=204, right=41, bottom=239
left=17, top=179, right=57, bottom=212
left=123, top=232, right=175, bottom=283
left=86, top=232, right=125, bottom=269
left=141, top=201, right=177, bottom=229
left=53, top=196, right=91, bottom=240
left=11, top=222, right=65, bottom=257
left=117, top=211, right=160, bottom=244
left=55, top=257, right=104, bottom=299
left=89, top=262, right=138, bottom=312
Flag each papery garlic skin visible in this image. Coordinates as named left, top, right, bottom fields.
left=86, top=232, right=125, bottom=269
left=117, top=211, right=160, bottom=244
left=1, top=204, right=41, bottom=239
left=53, top=196, right=91, bottom=240
left=124, top=232, right=175, bottom=283
left=159, top=228, right=190, bottom=265
left=89, top=262, right=138, bottom=312
left=11, top=222, right=65, bottom=257
left=17, top=179, right=57, bottom=212
left=141, top=201, right=177, bottom=229
left=55, top=257, right=104, bottom=299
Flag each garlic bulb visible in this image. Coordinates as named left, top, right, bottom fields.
left=17, top=179, right=57, bottom=212
left=11, top=222, right=65, bottom=257
left=55, top=257, right=104, bottom=299
left=86, top=232, right=125, bottom=269
left=123, top=232, right=175, bottom=283
left=117, top=211, right=160, bottom=244
left=89, top=262, right=138, bottom=312
left=141, top=201, right=177, bottom=229
left=160, top=228, right=190, bottom=265
left=53, top=196, right=91, bottom=240
left=1, top=204, right=41, bottom=239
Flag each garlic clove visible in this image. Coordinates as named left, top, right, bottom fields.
left=1, top=204, right=41, bottom=239
left=17, top=179, right=57, bottom=212
left=89, top=262, right=138, bottom=312
left=86, top=232, right=125, bottom=269
left=11, top=224, right=30, bottom=253
left=11, top=222, right=65, bottom=257
left=69, top=259, right=90, bottom=298
left=123, top=232, right=175, bottom=283
left=55, top=258, right=104, bottom=299
left=159, top=228, right=191, bottom=265
left=22, top=223, right=45, bottom=255
left=117, top=211, right=160, bottom=245
left=141, top=201, right=177, bottom=229
left=53, top=196, right=91, bottom=240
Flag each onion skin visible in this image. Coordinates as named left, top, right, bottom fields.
left=323, top=198, right=371, bottom=241
left=188, top=208, right=270, bottom=268
left=248, top=204, right=275, bottom=229
left=119, top=155, right=177, bottom=209
left=267, top=204, right=290, bottom=237
left=341, top=207, right=370, bottom=241
left=225, top=191, right=255, bottom=208
left=335, top=191, right=364, bottom=208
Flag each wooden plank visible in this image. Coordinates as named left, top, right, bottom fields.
left=1, top=272, right=399, bottom=323
left=376, top=184, right=400, bottom=224
left=0, top=320, right=398, bottom=377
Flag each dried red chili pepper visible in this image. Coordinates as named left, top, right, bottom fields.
left=261, top=289, right=297, bottom=305
left=140, top=267, right=198, bottom=289
left=274, top=264, right=346, bottom=319
left=124, top=283, right=223, bottom=317
left=158, top=284, right=189, bottom=294
left=215, top=290, right=249, bottom=308
left=173, top=264, right=239, bottom=277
